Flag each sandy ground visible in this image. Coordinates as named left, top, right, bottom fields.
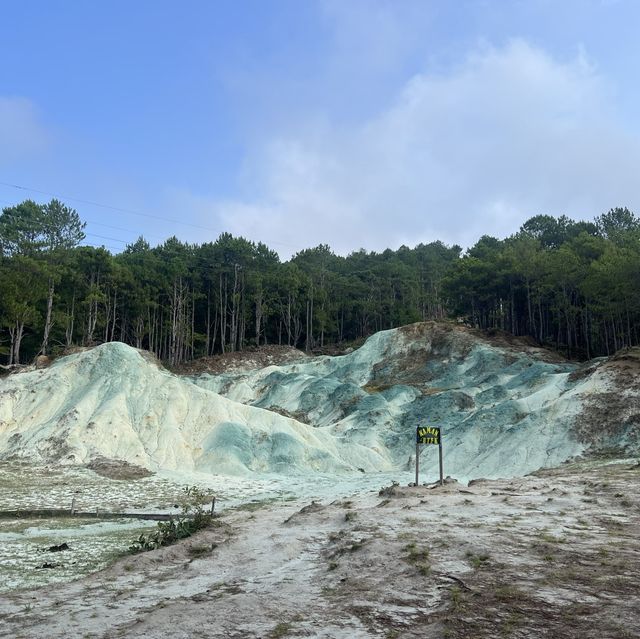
left=0, top=460, right=639, bottom=639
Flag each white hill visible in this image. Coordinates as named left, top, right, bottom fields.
left=0, top=342, right=376, bottom=475
left=0, top=323, right=637, bottom=479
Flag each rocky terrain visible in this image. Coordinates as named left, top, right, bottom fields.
left=0, top=459, right=638, bottom=638
left=0, top=322, right=638, bottom=480
left=0, top=322, right=639, bottom=636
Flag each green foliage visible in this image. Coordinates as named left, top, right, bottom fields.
left=0, top=198, right=85, bottom=256
left=129, top=486, right=213, bottom=553
left=445, top=209, right=640, bottom=358
left=0, top=196, right=639, bottom=365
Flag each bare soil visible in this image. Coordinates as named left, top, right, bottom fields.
left=86, top=458, right=154, bottom=481
left=173, top=345, right=309, bottom=375
left=572, top=348, right=640, bottom=454
left=1, top=461, right=638, bottom=638
left=399, top=321, right=567, bottom=363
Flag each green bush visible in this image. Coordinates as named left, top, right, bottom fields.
left=129, top=486, right=213, bottom=552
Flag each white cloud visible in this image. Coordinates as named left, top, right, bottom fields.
left=181, top=39, right=640, bottom=257
left=0, top=97, right=50, bottom=165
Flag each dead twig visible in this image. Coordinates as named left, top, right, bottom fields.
left=436, top=572, right=473, bottom=592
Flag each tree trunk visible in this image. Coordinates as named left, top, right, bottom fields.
left=219, top=273, right=227, bottom=354
left=12, top=320, right=25, bottom=365
left=65, top=294, right=75, bottom=347
left=40, top=278, right=55, bottom=355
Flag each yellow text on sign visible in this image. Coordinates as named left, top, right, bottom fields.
left=417, top=425, right=441, bottom=444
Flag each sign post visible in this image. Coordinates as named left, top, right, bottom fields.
left=438, top=430, right=443, bottom=486
left=415, top=426, right=443, bottom=486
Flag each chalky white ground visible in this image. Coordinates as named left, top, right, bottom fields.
left=0, top=322, right=638, bottom=634
left=0, top=461, right=639, bottom=638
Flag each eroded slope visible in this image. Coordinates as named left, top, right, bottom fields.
left=0, top=323, right=637, bottom=479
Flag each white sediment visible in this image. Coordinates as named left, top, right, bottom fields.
left=0, top=324, right=635, bottom=481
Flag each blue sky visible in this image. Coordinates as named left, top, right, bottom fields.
left=1, top=0, right=639, bottom=257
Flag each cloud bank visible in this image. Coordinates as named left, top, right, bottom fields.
left=185, top=39, right=640, bottom=257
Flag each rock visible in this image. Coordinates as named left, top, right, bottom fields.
left=47, top=543, right=70, bottom=552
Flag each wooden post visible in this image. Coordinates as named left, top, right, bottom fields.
left=210, top=497, right=216, bottom=515
left=415, top=442, right=420, bottom=486
left=71, top=497, right=76, bottom=515
left=438, top=430, right=444, bottom=486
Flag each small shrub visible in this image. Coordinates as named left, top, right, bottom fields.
left=450, top=585, right=462, bottom=610
left=494, top=585, right=526, bottom=602
left=129, top=486, right=213, bottom=553
left=538, top=532, right=564, bottom=544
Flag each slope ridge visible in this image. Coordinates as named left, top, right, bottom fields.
left=0, top=343, right=380, bottom=475
left=0, top=324, right=637, bottom=479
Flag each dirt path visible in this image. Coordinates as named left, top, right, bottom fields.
left=1, top=461, right=639, bottom=638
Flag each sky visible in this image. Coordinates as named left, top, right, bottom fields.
left=1, top=0, right=640, bottom=258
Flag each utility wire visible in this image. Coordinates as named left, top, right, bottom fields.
left=0, top=180, right=302, bottom=250
left=3, top=196, right=175, bottom=243
left=84, top=220, right=166, bottom=243
left=0, top=180, right=218, bottom=231
left=82, top=241, right=124, bottom=252
left=85, top=232, right=129, bottom=244
left=1, top=185, right=308, bottom=260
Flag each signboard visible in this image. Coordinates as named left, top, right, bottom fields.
left=416, top=426, right=440, bottom=445
left=415, top=425, right=443, bottom=486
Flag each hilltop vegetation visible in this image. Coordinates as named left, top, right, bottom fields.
left=1, top=199, right=638, bottom=365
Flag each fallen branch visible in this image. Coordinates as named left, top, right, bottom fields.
left=436, top=572, right=473, bottom=592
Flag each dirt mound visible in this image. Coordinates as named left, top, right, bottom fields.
left=174, top=345, right=308, bottom=375
left=397, top=321, right=564, bottom=366
left=608, top=347, right=640, bottom=381
left=86, top=457, right=154, bottom=480
left=572, top=347, right=640, bottom=454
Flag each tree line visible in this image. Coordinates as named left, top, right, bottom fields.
left=0, top=199, right=638, bottom=365
left=445, top=209, right=640, bottom=358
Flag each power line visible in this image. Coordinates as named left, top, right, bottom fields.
left=84, top=219, right=166, bottom=243
left=0, top=180, right=217, bottom=231
left=3, top=196, right=173, bottom=243
left=82, top=241, right=124, bottom=252
left=2, top=201, right=293, bottom=261
left=85, top=232, right=128, bottom=244
left=0, top=180, right=301, bottom=250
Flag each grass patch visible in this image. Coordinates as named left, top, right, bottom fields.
left=362, top=382, right=394, bottom=393
left=403, top=542, right=431, bottom=575
left=268, top=622, right=293, bottom=638
left=494, top=585, right=527, bottom=603
left=465, top=551, right=490, bottom=570
left=187, top=543, right=215, bottom=558
left=538, top=532, right=564, bottom=544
